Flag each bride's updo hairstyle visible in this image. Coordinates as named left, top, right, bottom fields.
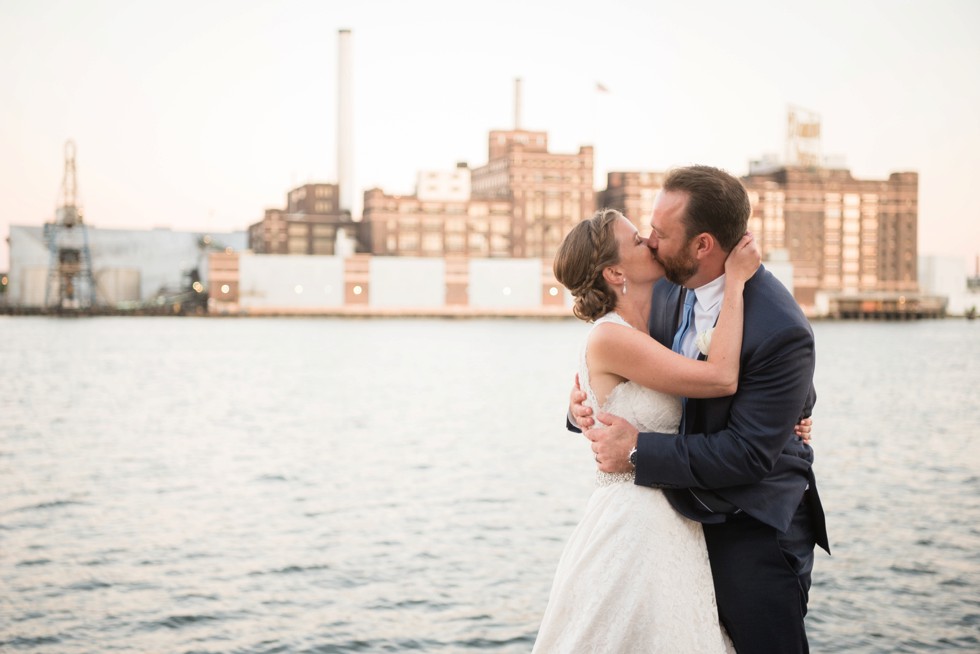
left=554, top=208, right=623, bottom=322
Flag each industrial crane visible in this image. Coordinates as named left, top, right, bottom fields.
left=44, top=140, right=96, bottom=311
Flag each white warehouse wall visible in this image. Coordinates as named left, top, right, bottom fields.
left=370, top=257, right=445, bottom=308
left=469, top=259, right=540, bottom=308
left=239, top=254, right=345, bottom=309
left=919, top=255, right=976, bottom=315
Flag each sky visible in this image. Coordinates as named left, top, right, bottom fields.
left=2, top=0, right=979, bottom=273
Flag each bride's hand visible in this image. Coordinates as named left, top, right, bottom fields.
left=570, top=374, right=594, bottom=430
left=724, top=232, right=761, bottom=284
left=796, top=416, right=813, bottom=445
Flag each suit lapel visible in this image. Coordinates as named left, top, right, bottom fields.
left=650, top=279, right=683, bottom=347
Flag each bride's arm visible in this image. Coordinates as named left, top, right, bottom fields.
left=589, top=235, right=759, bottom=399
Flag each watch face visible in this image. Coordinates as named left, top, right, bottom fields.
left=629, top=448, right=637, bottom=465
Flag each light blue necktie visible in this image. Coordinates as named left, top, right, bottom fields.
left=673, top=290, right=696, bottom=433
left=672, top=290, right=697, bottom=354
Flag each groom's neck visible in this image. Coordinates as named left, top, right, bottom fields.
left=685, top=261, right=726, bottom=289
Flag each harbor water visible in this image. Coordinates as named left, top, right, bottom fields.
left=1, top=316, right=978, bottom=653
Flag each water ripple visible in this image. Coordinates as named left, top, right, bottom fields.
left=0, top=317, right=977, bottom=653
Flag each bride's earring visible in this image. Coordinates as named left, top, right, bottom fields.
left=623, top=279, right=628, bottom=295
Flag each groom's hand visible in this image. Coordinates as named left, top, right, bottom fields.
left=586, top=412, right=638, bottom=474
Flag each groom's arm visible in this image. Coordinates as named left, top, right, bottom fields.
left=634, top=323, right=815, bottom=490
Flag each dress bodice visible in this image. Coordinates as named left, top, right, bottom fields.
left=580, top=312, right=683, bottom=485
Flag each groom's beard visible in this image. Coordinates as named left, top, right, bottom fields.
left=656, top=247, right=699, bottom=286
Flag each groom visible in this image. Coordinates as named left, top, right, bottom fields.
left=572, top=165, right=829, bottom=653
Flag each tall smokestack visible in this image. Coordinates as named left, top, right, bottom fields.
left=338, top=29, right=354, bottom=216
left=514, top=77, right=522, bottom=130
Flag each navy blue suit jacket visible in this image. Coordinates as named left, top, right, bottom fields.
left=636, top=266, right=828, bottom=551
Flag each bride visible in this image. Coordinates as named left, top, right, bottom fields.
left=532, top=208, right=761, bottom=652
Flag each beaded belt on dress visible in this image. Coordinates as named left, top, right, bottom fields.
left=596, top=470, right=635, bottom=487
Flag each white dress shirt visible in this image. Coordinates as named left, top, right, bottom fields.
left=679, top=274, right=726, bottom=359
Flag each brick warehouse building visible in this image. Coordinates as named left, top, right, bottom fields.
left=363, top=129, right=594, bottom=261
left=248, top=183, right=361, bottom=256
left=742, top=165, right=919, bottom=311
left=596, top=164, right=925, bottom=316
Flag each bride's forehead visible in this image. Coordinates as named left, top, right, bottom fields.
left=615, top=217, right=638, bottom=236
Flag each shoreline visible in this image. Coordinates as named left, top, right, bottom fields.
left=0, top=305, right=972, bottom=321
left=0, top=305, right=576, bottom=319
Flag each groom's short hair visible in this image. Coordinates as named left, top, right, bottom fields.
left=663, top=165, right=750, bottom=252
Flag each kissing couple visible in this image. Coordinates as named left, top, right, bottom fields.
left=533, top=165, right=830, bottom=653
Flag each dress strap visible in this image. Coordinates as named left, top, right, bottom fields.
left=594, top=311, right=632, bottom=329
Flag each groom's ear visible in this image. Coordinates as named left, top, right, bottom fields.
left=693, top=233, right=718, bottom=259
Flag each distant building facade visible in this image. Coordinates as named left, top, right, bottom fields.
left=596, top=171, right=666, bottom=229
left=362, top=189, right=515, bottom=258
left=470, top=130, right=594, bottom=259
left=416, top=164, right=471, bottom=202
left=247, top=183, right=361, bottom=256
left=595, top=164, right=925, bottom=316
left=6, top=224, right=246, bottom=307
left=742, top=166, right=919, bottom=311
left=362, top=130, right=594, bottom=262
left=919, top=255, right=976, bottom=317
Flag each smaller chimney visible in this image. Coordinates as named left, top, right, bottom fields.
left=338, top=29, right=354, bottom=216
left=514, top=77, right=522, bottom=130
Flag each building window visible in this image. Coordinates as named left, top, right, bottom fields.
left=468, top=233, right=488, bottom=255
left=399, top=233, right=419, bottom=251
left=422, top=233, right=442, bottom=254
left=446, top=233, right=465, bottom=252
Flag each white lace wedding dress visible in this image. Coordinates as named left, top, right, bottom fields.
left=533, top=312, right=734, bottom=653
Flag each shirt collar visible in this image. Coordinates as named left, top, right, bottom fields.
left=692, top=274, right=726, bottom=314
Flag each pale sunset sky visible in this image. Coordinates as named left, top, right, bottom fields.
left=2, top=0, right=978, bottom=272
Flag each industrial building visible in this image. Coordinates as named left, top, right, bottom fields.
left=598, top=165, right=934, bottom=318
left=469, top=130, right=594, bottom=259
left=6, top=224, right=246, bottom=309
left=595, top=109, right=940, bottom=318
left=2, top=32, right=951, bottom=319
left=362, top=130, right=594, bottom=260
left=596, top=171, right=667, bottom=233
left=3, top=138, right=246, bottom=313
left=206, top=250, right=570, bottom=316
left=247, top=183, right=361, bottom=256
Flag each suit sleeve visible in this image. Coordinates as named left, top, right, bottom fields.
left=634, top=322, right=816, bottom=490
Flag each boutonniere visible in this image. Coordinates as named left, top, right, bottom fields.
left=695, top=328, right=715, bottom=356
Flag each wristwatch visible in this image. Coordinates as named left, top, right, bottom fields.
left=628, top=447, right=638, bottom=468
